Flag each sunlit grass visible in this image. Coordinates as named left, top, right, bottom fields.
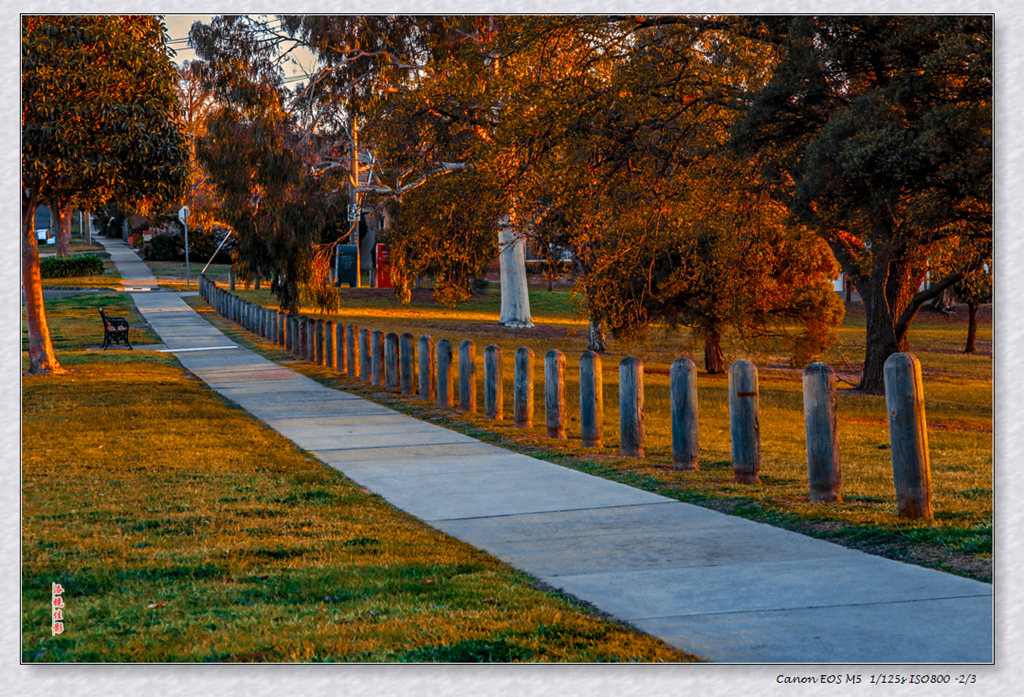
left=210, top=282, right=992, bottom=581
left=22, top=350, right=696, bottom=663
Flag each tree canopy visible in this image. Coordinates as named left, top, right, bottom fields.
left=732, top=15, right=992, bottom=391
left=21, top=15, right=189, bottom=374
left=182, top=14, right=991, bottom=380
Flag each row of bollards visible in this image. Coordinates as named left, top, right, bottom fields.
left=198, top=277, right=934, bottom=519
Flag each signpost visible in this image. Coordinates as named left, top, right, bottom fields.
left=178, top=206, right=191, bottom=290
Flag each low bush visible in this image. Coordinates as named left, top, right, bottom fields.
left=146, top=231, right=184, bottom=261
left=39, top=254, right=105, bottom=278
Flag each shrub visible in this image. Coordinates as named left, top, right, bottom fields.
left=146, top=231, right=184, bottom=261
left=40, top=254, right=105, bottom=278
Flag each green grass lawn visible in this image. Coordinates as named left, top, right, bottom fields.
left=24, top=292, right=162, bottom=352
left=22, top=294, right=696, bottom=663
left=146, top=260, right=232, bottom=290
left=213, top=282, right=992, bottom=581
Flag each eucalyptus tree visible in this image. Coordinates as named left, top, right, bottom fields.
left=22, top=15, right=189, bottom=374
left=191, top=15, right=350, bottom=312
left=285, top=16, right=536, bottom=322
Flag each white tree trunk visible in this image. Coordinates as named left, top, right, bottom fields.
left=498, top=220, right=533, bottom=328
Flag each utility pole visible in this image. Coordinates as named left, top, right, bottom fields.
left=348, top=91, right=361, bottom=288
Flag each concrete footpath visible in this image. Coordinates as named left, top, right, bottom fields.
left=95, top=236, right=993, bottom=663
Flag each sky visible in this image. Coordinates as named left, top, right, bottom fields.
left=163, top=14, right=319, bottom=80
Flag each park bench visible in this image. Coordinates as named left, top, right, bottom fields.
left=99, top=308, right=132, bottom=350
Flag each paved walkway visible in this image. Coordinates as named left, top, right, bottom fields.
left=94, top=236, right=993, bottom=663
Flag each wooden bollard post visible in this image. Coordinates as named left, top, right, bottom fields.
left=371, top=329, right=384, bottom=386
left=579, top=351, right=603, bottom=448
left=545, top=349, right=566, bottom=439
left=803, top=362, right=841, bottom=502
left=436, top=338, right=454, bottom=408
left=418, top=335, right=435, bottom=401
left=335, top=323, right=345, bottom=372
left=315, top=319, right=325, bottom=365
left=385, top=332, right=400, bottom=391
left=458, top=339, right=477, bottom=412
left=884, top=353, right=932, bottom=519
left=347, top=324, right=358, bottom=378
left=670, top=357, right=699, bottom=470
left=285, top=313, right=294, bottom=351
left=484, top=345, right=503, bottom=420
left=306, top=318, right=316, bottom=360
left=513, top=347, right=534, bottom=427
left=277, top=310, right=285, bottom=347
left=324, top=321, right=334, bottom=368
left=400, top=333, right=415, bottom=395
left=359, top=328, right=371, bottom=382
left=296, top=317, right=307, bottom=358
left=729, top=359, right=761, bottom=484
left=619, top=356, right=644, bottom=457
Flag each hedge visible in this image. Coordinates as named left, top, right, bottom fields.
left=39, top=254, right=106, bottom=279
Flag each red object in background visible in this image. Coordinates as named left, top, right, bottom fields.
left=375, top=243, right=393, bottom=288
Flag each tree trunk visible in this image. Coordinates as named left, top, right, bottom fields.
left=964, top=300, right=979, bottom=354
left=498, top=220, right=533, bottom=328
left=928, top=287, right=956, bottom=314
left=858, top=257, right=910, bottom=395
left=587, top=318, right=607, bottom=352
left=57, top=202, right=73, bottom=257
left=49, top=197, right=73, bottom=257
left=704, top=328, right=725, bottom=374
left=22, top=193, right=62, bottom=375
